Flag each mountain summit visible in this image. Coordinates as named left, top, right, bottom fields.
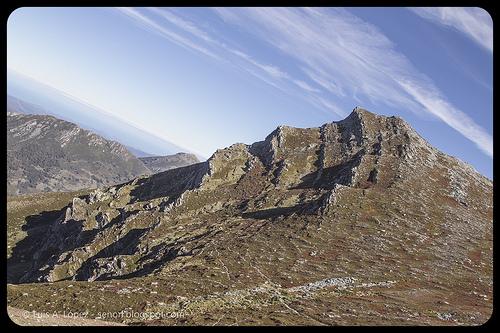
left=7, top=107, right=492, bottom=325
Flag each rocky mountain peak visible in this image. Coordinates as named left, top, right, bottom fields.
left=8, top=107, right=492, bottom=291
left=345, top=105, right=374, bottom=119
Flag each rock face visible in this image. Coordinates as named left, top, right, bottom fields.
left=7, top=108, right=492, bottom=325
left=139, top=153, right=200, bottom=173
left=7, top=112, right=150, bottom=196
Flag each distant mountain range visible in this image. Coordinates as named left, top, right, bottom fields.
left=7, top=70, right=204, bottom=160
left=7, top=97, right=200, bottom=195
left=139, top=153, right=200, bottom=173
left=7, top=111, right=150, bottom=196
left=124, top=145, right=156, bottom=158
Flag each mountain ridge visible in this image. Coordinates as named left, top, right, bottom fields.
left=7, top=71, right=196, bottom=156
left=7, top=107, right=492, bottom=325
left=7, top=112, right=151, bottom=195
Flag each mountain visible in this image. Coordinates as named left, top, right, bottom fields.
left=139, top=153, right=200, bottom=173
left=7, top=112, right=150, bottom=196
left=7, top=95, right=49, bottom=115
left=124, top=145, right=156, bottom=158
left=7, top=108, right=492, bottom=325
left=7, top=94, right=169, bottom=160
left=7, top=71, right=199, bottom=157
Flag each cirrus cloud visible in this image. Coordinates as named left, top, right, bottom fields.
left=409, top=7, right=493, bottom=53
left=115, top=7, right=492, bottom=158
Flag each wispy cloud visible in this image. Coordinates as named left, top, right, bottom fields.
left=212, top=7, right=492, bottom=157
left=293, top=79, right=321, bottom=93
left=115, top=7, right=343, bottom=117
left=115, top=7, right=220, bottom=61
left=409, top=7, right=493, bottom=52
left=397, top=78, right=492, bottom=157
left=227, top=48, right=290, bottom=80
left=115, top=7, right=492, bottom=157
left=148, top=7, right=218, bottom=45
left=302, top=68, right=346, bottom=97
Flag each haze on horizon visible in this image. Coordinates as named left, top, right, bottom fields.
left=7, top=7, right=493, bottom=178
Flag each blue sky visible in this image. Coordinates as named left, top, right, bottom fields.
left=7, top=7, right=493, bottom=178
